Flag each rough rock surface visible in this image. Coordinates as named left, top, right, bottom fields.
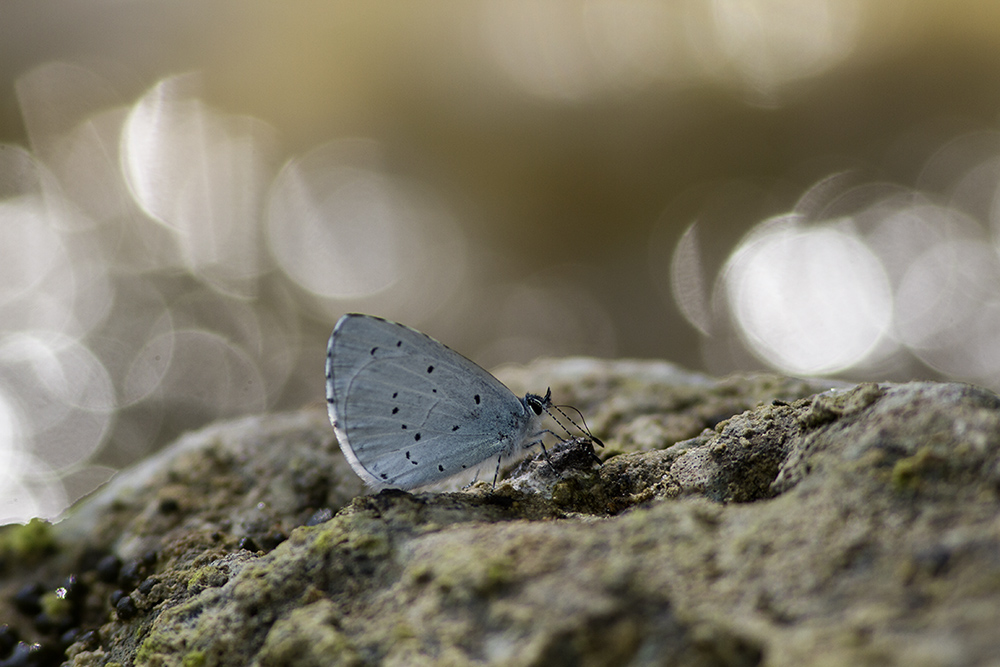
left=2, top=359, right=999, bottom=666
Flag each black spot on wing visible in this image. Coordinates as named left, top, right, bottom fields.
left=474, top=394, right=480, bottom=405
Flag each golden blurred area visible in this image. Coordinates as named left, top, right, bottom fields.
left=2, top=1, right=1000, bottom=522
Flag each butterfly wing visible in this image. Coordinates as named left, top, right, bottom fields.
left=326, top=313, right=535, bottom=489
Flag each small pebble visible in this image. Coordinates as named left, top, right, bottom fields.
left=95, top=555, right=122, bottom=584
left=114, top=595, right=138, bottom=621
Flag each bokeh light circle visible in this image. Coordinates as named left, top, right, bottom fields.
left=723, top=219, right=892, bottom=375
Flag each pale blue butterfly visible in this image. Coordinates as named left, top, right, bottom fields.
left=325, top=313, right=597, bottom=490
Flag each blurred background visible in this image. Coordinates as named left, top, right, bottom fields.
left=2, top=1, right=1000, bottom=524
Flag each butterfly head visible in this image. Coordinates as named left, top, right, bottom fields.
left=524, top=387, right=604, bottom=450
left=523, top=387, right=553, bottom=416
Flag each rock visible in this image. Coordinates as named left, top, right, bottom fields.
left=2, top=359, right=999, bottom=666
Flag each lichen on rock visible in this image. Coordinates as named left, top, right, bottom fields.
left=3, top=360, right=1000, bottom=666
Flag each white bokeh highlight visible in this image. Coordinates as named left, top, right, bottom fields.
left=723, top=218, right=892, bottom=375
left=668, top=140, right=1000, bottom=385
left=266, top=141, right=468, bottom=322
left=895, top=240, right=1000, bottom=380
left=122, top=75, right=277, bottom=297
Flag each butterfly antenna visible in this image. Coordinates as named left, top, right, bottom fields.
left=545, top=403, right=604, bottom=448
left=545, top=403, right=604, bottom=447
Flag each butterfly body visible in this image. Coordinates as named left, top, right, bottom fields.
left=326, top=313, right=549, bottom=489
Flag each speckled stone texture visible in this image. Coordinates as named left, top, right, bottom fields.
left=3, top=359, right=999, bottom=666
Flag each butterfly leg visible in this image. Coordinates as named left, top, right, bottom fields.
left=491, top=452, right=503, bottom=488
left=539, top=442, right=554, bottom=469
left=462, top=469, right=481, bottom=490
left=523, top=430, right=556, bottom=468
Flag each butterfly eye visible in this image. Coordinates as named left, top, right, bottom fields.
left=527, top=396, right=544, bottom=415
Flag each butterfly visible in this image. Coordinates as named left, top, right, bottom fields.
left=325, top=313, right=598, bottom=490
